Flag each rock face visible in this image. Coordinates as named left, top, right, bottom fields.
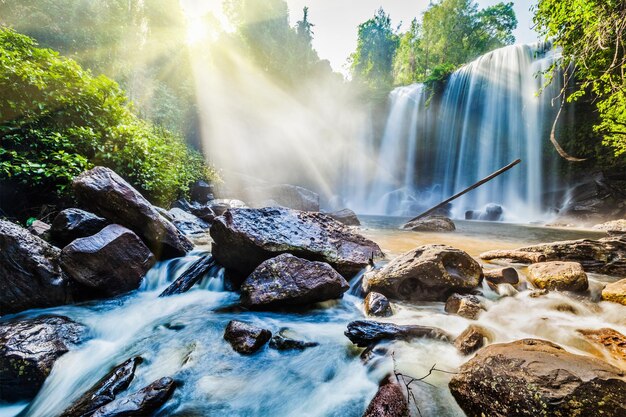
left=210, top=207, right=383, bottom=282
left=557, top=175, right=626, bottom=224
left=50, top=208, right=110, bottom=247
left=364, top=245, right=482, bottom=302
left=445, top=294, right=484, bottom=320
left=224, top=320, right=272, bottom=354
left=327, top=208, right=360, bottom=226
left=449, top=338, right=626, bottom=417
left=363, top=376, right=409, bottom=417
left=364, top=292, right=393, bottom=317
left=0, top=219, right=71, bottom=314
left=602, top=279, right=626, bottom=305
left=401, top=216, right=455, bottom=232
left=240, top=254, right=349, bottom=309
left=73, top=166, right=193, bottom=259
left=527, top=261, right=588, bottom=292
left=455, top=325, right=491, bottom=355
left=60, top=225, right=156, bottom=298
left=90, top=377, right=175, bottom=417
left=167, top=208, right=210, bottom=235
left=0, top=316, right=87, bottom=401
left=246, top=184, right=320, bottom=212
left=344, top=320, right=450, bottom=348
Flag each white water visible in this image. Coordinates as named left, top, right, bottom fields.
left=346, top=43, right=565, bottom=221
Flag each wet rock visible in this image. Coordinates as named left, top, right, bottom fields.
left=482, top=267, right=519, bottom=286
left=50, top=208, right=110, bottom=247
left=0, top=219, right=71, bottom=314
left=345, top=320, right=451, bottom=348
left=61, top=357, right=142, bottom=417
left=529, top=289, right=549, bottom=298
left=240, top=254, right=349, bottom=309
left=60, top=225, right=155, bottom=298
left=28, top=220, right=51, bottom=240
left=171, top=198, right=215, bottom=222
left=209, top=202, right=230, bottom=217
left=455, top=325, right=491, bottom=355
left=364, top=292, right=393, bottom=317
left=445, top=294, right=484, bottom=320
left=465, top=204, right=504, bottom=221
left=224, top=320, right=272, bottom=354
left=190, top=180, right=214, bottom=204
left=557, top=175, right=626, bottom=224
left=401, top=216, right=455, bottom=232
left=364, top=245, right=482, bottom=302
left=449, top=338, right=626, bottom=417
left=0, top=316, right=87, bottom=401
left=73, top=166, right=192, bottom=259
left=593, top=219, right=626, bottom=235
left=210, top=207, right=383, bottom=283
left=327, top=208, right=360, bottom=226
left=90, top=377, right=175, bottom=417
left=578, top=328, right=626, bottom=365
left=245, top=184, right=320, bottom=212
left=601, top=279, right=626, bottom=305
left=527, top=261, right=588, bottom=292
left=159, top=254, right=215, bottom=297
left=167, top=208, right=210, bottom=235
left=269, top=329, right=319, bottom=351
left=363, top=376, right=409, bottom=417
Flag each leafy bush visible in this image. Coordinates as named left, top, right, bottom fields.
left=0, top=28, right=216, bottom=208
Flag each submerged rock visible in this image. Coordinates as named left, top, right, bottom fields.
left=269, top=329, right=319, bottom=351
left=50, top=208, right=110, bottom=248
left=90, top=376, right=176, bottom=417
left=0, top=219, right=71, bottom=314
left=224, top=320, right=272, bottom=354
left=454, top=325, right=491, bottom=355
left=364, top=245, right=482, bottom=302
left=526, top=261, right=588, bottom=292
left=327, top=208, right=360, bottom=226
left=363, top=376, right=409, bottom=417
left=73, top=166, right=192, bottom=259
left=602, top=278, right=626, bottom=305
left=449, top=338, right=626, bottom=417
left=210, top=207, right=383, bottom=283
left=60, top=225, right=155, bottom=298
left=344, top=320, right=450, bottom=348
left=364, top=292, right=393, bottom=317
left=0, top=316, right=87, bottom=401
left=444, top=294, right=484, bottom=320
left=401, top=216, right=455, bottom=232
left=245, top=184, right=320, bottom=212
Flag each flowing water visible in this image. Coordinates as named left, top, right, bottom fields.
left=2, top=220, right=624, bottom=417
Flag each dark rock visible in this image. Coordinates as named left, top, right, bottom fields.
left=527, top=261, right=588, bottom=292
left=449, top=338, right=626, bottom=417
left=364, top=245, right=482, bottom=302
left=269, top=329, right=319, bottom=351
left=240, top=254, right=349, bottom=309
left=61, top=357, right=142, bottom=417
left=159, top=255, right=215, bottom=297
left=0, top=219, right=71, bottom=314
left=172, top=199, right=215, bottom=222
left=465, top=203, right=504, bottom=221
left=90, top=377, right=175, bottom=417
left=327, top=208, right=360, bottom=226
left=190, top=180, right=214, bottom=204
left=28, top=220, right=51, bottom=240
left=363, top=376, right=409, bottom=417
left=209, top=203, right=230, bottom=217
left=245, top=184, right=320, bottom=212
left=401, top=216, right=455, bottom=232
left=224, top=320, right=271, bottom=354
left=602, top=278, right=626, bottom=305
left=72, top=167, right=192, bottom=259
left=0, top=316, right=87, bottom=401
left=167, top=208, right=210, bottom=235
left=445, top=294, right=484, bottom=320
left=557, top=175, right=626, bottom=224
left=364, top=292, right=393, bottom=317
left=210, top=207, right=383, bottom=283
left=345, top=320, right=451, bottom=348
left=60, top=225, right=155, bottom=298
left=455, top=325, right=491, bottom=355
left=50, top=208, right=110, bottom=247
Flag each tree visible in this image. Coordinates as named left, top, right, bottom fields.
left=533, top=0, right=626, bottom=157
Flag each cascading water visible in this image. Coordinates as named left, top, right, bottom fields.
left=347, top=43, right=565, bottom=221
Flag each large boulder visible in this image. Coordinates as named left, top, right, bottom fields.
left=0, top=316, right=87, bottom=401
left=245, top=184, right=320, bottom=212
left=526, top=261, right=588, bottom=292
left=60, top=225, right=155, bottom=298
left=326, top=208, right=360, bottom=226
left=72, top=167, right=192, bottom=259
left=363, top=376, right=409, bottom=417
left=0, top=220, right=72, bottom=314
left=449, top=339, right=626, bottom=417
left=210, top=207, right=383, bottom=283
left=344, top=320, right=450, bottom=348
left=363, top=245, right=482, bottom=302
left=556, top=175, right=626, bottom=224
left=224, top=320, right=272, bottom=354
left=240, top=254, right=349, bottom=309
left=401, top=216, right=455, bottom=232
left=50, top=208, right=110, bottom=248
left=90, top=377, right=175, bottom=417
left=602, top=278, right=626, bottom=305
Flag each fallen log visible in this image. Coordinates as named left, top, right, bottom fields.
left=159, top=254, right=216, bottom=297
left=480, top=250, right=546, bottom=264
left=482, top=267, right=519, bottom=285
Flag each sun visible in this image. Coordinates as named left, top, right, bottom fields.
left=186, top=16, right=209, bottom=45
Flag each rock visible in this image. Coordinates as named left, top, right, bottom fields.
left=269, top=329, right=319, bottom=351
left=557, top=174, right=626, bottom=224
left=245, top=184, right=320, bottom=212
left=602, top=279, right=626, bottom=305
left=190, top=180, right=214, bottom=204
left=72, top=166, right=192, bottom=259
left=363, top=376, right=409, bottom=417
left=364, top=292, right=393, bottom=317
left=210, top=207, right=383, bottom=283
left=0, top=219, right=71, bottom=314
left=578, top=328, right=626, bottom=365
left=527, top=261, right=588, bottom=292
left=224, top=320, right=272, bottom=354
left=60, top=225, right=156, bottom=298
left=60, top=357, right=142, bottom=417
left=401, top=216, right=455, bottom=232
left=0, top=316, right=87, bottom=401
left=90, top=377, right=175, bottom=417
left=171, top=198, right=215, bottom=222
left=240, top=254, right=349, bottom=309
left=449, top=338, right=626, bottom=417
left=593, top=219, right=626, bottom=235
left=326, top=208, right=360, bottom=226
left=50, top=208, right=110, bottom=247
left=28, top=220, right=51, bottom=240
left=344, top=320, right=451, bottom=348
left=445, top=294, right=484, bottom=320
left=529, top=289, right=549, bottom=298
left=455, top=325, right=491, bottom=355
left=482, top=267, right=519, bottom=286
left=159, top=255, right=216, bottom=297
left=364, top=245, right=482, bottom=302
left=167, top=208, right=210, bottom=235
left=209, top=202, right=230, bottom=217
left=465, top=204, right=504, bottom=221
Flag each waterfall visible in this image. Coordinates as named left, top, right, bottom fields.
left=347, top=43, right=564, bottom=221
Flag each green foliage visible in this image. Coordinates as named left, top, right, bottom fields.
left=0, top=28, right=215, bottom=207
left=533, top=0, right=626, bottom=157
